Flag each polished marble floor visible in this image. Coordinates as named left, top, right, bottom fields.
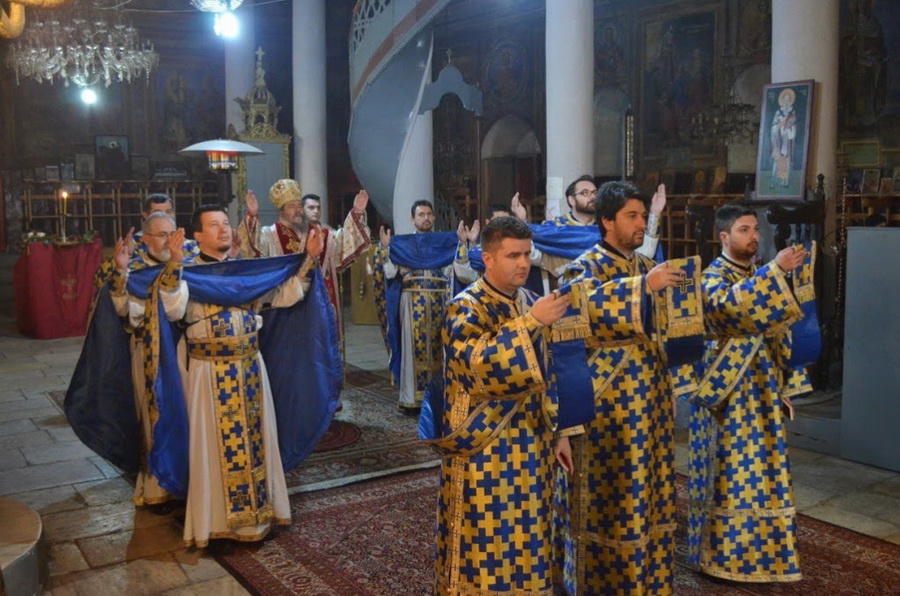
left=1, top=255, right=898, bottom=593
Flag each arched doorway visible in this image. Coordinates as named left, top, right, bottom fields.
left=481, top=115, right=542, bottom=218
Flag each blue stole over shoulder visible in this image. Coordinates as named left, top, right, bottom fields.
left=65, top=254, right=341, bottom=498
left=468, top=223, right=665, bottom=284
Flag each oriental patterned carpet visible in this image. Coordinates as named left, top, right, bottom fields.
left=214, top=470, right=900, bottom=596
left=284, top=367, right=440, bottom=493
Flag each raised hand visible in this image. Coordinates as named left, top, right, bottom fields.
left=379, top=225, right=392, bottom=247
left=457, top=220, right=468, bottom=244
left=511, top=192, right=528, bottom=222
left=775, top=244, right=806, bottom=273
left=113, top=229, right=134, bottom=272
left=353, top=189, right=369, bottom=213
left=245, top=190, right=259, bottom=218
left=124, top=226, right=137, bottom=252
left=650, top=183, right=667, bottom=216
left=306, top=226, right=325, bottom=259
left=467, top=220, right=481, bottom=244
left=646, top=261, right=685, bottom=292
left=168, top=228, right=186, bottom=264
left=530, top=291, right=572, bottom=326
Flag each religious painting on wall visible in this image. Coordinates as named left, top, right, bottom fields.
left=156, top=68, right=226, bottom=157
left=839, top=0, right=894, bottom=133
left=595, top=19, right=628, bottom=86
left=482, top=40, right=528, bottom=107
left=640, top=8, right=721, bottom=163
left=755, top=80, right=814, bottom=201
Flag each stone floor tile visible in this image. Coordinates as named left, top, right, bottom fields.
left=32, top=352, right=81, bottom=367
left=161, top=575, right=250, bottom=595
left=74, top=477, right=137, bottom=507
left=3, top=484, right=84, bottom=515
left=22, top=440, right=96, bottom=466
left=0, top=389, right=25, bottom=403
left=871, top=474, right=900, bottom=498
left=0, top=395, right=53, bottom=413
left=32, top=413, right=71, bottom=430
left=801, top=501, right=900, bottom=539
left=790, top=453, right=895, bottom=507
left=48, top=542, right=90, bottom=577
left=172, top=549, right=229, bottom=584
left=813, top=490, right=900, bottom=526
left=77, top=523, right=185, bottom=568
left=48, top=553, right=191, bottom=595
left=41, top=500, right=168, bottom=544
left=0, top=418, right=37, bottom=437
left=9, top=377, right=70, bottom=394
left=0, top=459, right=105, bottom=496
left=0, top=429, right=53, bottom=451
left=48, top=427, right=79, bottom=442
left=0, top=405, right=58, bottom=423
left=89, top=455, right=125, bottom=479
left=0, top=448, right=26, bottom=471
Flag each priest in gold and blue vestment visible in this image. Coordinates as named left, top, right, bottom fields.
left=681, top=203, right=817, bottom=583
left=431, top=217, right=572, bottom=595
left=551, top=181, right=703, bottom=595
left=372, top=200, right=457, bottom=409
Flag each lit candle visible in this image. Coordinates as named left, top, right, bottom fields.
left=60, top=190, right=68, bottom=215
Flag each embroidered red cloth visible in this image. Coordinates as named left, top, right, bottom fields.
left=15, top=238, right=103, bottom=338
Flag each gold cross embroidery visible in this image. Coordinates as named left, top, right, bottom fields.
left=675, top=276, right=694, bottom=293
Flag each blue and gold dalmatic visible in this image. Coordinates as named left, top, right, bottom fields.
left=433, top=279, right=557, bottom=595
left=187, top=304, right=273, bottom=530
left=549, top=246, right=703, bottom=596
left=372, top=233, right=458, bottom=407
left=681, top=243, right=817, bottom=583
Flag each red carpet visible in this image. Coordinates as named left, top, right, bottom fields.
left=213, top=470, right=900, bottom=595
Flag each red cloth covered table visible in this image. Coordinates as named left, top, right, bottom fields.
left=14, top=238, right=103, bottom=338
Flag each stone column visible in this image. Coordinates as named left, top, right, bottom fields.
left=771, top=0, right=839, bottom=324
left=224, top=2, right=256, bottom=135
left=224, top=1, right=255, bottom=217
left=772, top=0, right=838, bottom=197
left=394, top=110, right=435, bottom=235
left=293, top=0, right=328, bottom=221
left=545, top=0, right=594, bottom=219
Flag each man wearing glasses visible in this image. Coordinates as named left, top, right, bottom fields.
left=94, top=193, right=200, bottom=288
left=508, top=175, right=667, bottom=288
left=106, top=210, right=189, bottom=509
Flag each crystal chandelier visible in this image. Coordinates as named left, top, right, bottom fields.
left=4, top=1, right=158, bottom=88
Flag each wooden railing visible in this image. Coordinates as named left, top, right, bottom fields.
left=23, top=179, right=219, bottom=246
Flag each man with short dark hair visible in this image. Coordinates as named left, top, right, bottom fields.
left=375, top=200, right=453, bottom=409
left=93, top=193, right=199, bottom=288
left=180, top=204, right=325, bottom=547
left=511, top=176, right=666, bottom=285
left=683, top=203, right=810, bottom=583
left=551, top=180, right=686, bottom=595
left=297, top=191, right=371, bottom=343
left=433, top=216, right=570, bottom=594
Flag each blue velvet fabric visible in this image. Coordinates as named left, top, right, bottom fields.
left=65, top=255, right=341, bottom=499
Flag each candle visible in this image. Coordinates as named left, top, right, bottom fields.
left=60, top=191, right=68, bottom=214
